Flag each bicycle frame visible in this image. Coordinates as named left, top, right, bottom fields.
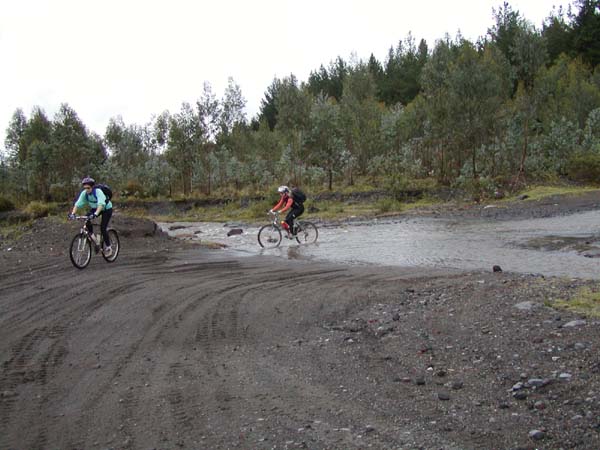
left=269, top=211, right=298, bottom=230
left=74, top=216, right=101, bottom=246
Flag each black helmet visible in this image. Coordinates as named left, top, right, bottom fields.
left=81, top=176, right=95, bottom=186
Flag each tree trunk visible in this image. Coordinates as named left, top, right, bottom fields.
left=328, top=168, right=333, bottom=191
left=518, top=116, right=529, bottom=177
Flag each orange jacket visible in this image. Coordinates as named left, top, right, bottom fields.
left=272, top=194, right=294, bottom=212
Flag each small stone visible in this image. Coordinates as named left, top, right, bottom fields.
left=392, top=313, right=400, bottom=321
left=227, top=228, right=243, bottom=237
left=563, top=320, right=586, bottom=328
left=514, top=301, right=537, bottom=311
left=572, top=415, right=583, bottom=421
left=499, top=402, right=510, bottom=409
left=365, top=425, right=376, bottom=433
left=528, top=379, right=546, bottom=387
left=1, top=390, right=17, bottom=398
left=518, top=194, right=529, bottom=200
left=415, top=377, right=426, bottom=386
left=451, top=381, right=464, bottom=390
left=534, top=401, right=546, bottom=410
left=559, top=373, right=573, bottom=380
left=493, top=265, right=502, bottom=272
left=513, top=391, right=528, bottom=400
left=512, top=382, right=524, bottom=391
left=438, top=392, right=450, bottom=401
left=435, top=369, right=447, bottom=377
left=574, top=343, right=587, bottom=350
left=529, top=429, right=545, bottom=441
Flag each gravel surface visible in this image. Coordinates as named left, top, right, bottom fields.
left=1, top=201, right=599, bottom=449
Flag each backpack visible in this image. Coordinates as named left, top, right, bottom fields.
left=291, top=187, right=306, bottom=205
left=87, top=183, right=113, bottom=203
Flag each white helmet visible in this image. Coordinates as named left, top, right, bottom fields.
left=277, top=185, right=290, bottom=194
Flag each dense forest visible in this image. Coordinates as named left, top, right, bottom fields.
left=2, top=1, right=600, bottom=206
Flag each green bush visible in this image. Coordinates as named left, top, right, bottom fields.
left=0, top=196, right=15, bottom=212
left=123, top=180, right=145, bottom=198
left=566, top=152, right=600, bottom=183
left=25, top=201, right=50, bottom=218
left=375, top=198, right=402, bottom=214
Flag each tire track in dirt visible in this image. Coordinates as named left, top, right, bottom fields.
left=0, top=323, right=71, bottom=450
left=65, top=259, right=248, bottom=448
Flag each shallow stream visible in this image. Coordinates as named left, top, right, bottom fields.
left=159, top=210, right=600, bottom=279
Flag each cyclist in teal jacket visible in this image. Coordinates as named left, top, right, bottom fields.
left=69, top=177, right=113, bottom=255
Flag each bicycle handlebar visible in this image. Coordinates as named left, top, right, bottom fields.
left=73, top=215, right=95, bottom=221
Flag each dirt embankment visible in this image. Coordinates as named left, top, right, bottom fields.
left=1, top=207, right=600, bottom=449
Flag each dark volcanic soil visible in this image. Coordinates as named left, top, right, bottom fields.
left=1, top=207, right=600, bottom=449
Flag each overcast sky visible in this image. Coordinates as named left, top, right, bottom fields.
left=1, top=0, right=568, bottom=139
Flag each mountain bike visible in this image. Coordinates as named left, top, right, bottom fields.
left=257, top=211, right=318, bottom=249
left=69, top=216, right=120, bottom=269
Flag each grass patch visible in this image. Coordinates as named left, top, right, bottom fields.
left=553, top=287, right=600, bottom=318
left=0, top=220, right=34, bottom=244
left=514, top=185, right=600, bottom=202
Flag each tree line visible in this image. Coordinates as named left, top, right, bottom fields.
left=2, top=1, right=600, bottom=205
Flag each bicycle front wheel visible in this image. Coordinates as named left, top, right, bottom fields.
left=258, top=224, right=282, bottom=248
left=102, top=229, right=120, bottom=263
left=70, top=233, right=92, bottom=269
left=295, top=221, right=318, bottom=245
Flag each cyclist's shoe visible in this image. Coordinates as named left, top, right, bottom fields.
left=103, top=246, right=112, bottom=257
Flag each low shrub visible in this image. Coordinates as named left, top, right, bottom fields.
left=123, top=180, right=145, bottom=198
left=375, top=198, right=402, bottom=214
left=0, top=196, right=15, bottom=212
left=566, top=152, right=600, bottom=183
left=25, top=201, right=50, bottom=218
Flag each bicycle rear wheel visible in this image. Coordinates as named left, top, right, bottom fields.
left=295, top=221, right=318, bottom=245
left=102, top=229, right=120, bottom=262
left=258, top=224, right=282, bottom=248
left=70, top=233, right=92, bottom=269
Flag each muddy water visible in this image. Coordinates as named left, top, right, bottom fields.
left=159, top=209, right=600, bottom=279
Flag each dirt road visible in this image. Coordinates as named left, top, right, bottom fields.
left=1, top=216, right=600, bottom=449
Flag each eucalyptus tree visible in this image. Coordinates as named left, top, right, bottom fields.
left=339, top=62, right=382, bottom=181
left=420, top=37, right=459, bottom=181
left=196, top=82, right=222, bottom=194
left=105, top=116, right=148, bottom=172
left=4, top=108, right=28, bottom=165
left=447, top=41, right=511, bottom=179
left=51, top=104, right=105, bottom=196
left=305, top=94, right=345, bottom=190
left=274, top=75, right=312, bottom=184
left=166, top=102, right=203, bottom=195
left=219, top=77, right=247, bottom=137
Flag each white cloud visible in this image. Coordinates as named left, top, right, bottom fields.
left=0, top=0, right=566, bottom=139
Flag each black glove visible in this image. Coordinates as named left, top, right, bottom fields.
left=87, top=212, right=97, bottom=219
left=68, top=213, right=75, bottom=220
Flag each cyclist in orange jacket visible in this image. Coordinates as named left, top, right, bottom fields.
left=270, top=185, right=304, bottom=237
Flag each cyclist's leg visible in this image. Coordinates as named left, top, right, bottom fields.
left=287, top=205, right=304, bottom=234
left=284, top=210, right=294, bottom=233
left=100, top=208, right=113, bottom=247
left=86, top=210, right=95, bottom=234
